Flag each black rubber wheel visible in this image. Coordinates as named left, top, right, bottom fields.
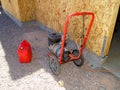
left=73, top=54, right=84, bottom=67
left=49, top=55, right=60, bottom=75
left=72, top=50, right=84, bottom=67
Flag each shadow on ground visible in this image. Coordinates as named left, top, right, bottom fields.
left=0, top=7, right=50, bottom=80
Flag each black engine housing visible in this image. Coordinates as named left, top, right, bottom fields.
left=48, top=32, right=79, bottom=62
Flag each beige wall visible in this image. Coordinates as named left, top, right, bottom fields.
left=1, top=0, right=35, bottom=22
left=18, top=0, right=35, bottom=22
left=35, top=0, right=120, bottom=56
left=1, top=0, right=21, bottom=21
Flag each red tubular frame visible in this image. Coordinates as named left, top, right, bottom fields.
left=59, top=12, right=95, bottom=64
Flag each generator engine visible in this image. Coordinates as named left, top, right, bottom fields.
left=48, top=32, right=79, bottom=62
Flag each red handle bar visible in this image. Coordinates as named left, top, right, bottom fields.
left=59, top=12, right=95, bottom=64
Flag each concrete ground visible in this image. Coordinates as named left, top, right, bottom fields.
left=0, top=7, right=120, bottom=90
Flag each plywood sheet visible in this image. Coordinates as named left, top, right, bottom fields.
left=1, top=0, right=35, bottom=22
left=35, top=0, right=120, bottom=56
left=18, top=0, right=35, bottom=22
left=1, top=0, right=21, bottom=21
left=104, top=2, right=120, bottom=56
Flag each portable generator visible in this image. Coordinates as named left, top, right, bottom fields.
left=48, top=12, right=94, bottom=75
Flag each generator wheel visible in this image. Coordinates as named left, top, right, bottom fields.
left=73, top=54, right=84, bottom=67
left=49, top=55, right=60, bottom=75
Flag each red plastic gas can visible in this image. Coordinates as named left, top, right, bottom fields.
left=17, top=40, right=32, bottom=63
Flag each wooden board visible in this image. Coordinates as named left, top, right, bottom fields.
left=1, top=0, right=21, bottom=21
left=35, top=0, right=120, bottom=56
left=104, top=3, right=120, bottom=56
left=18, top=0, right=35, bottom=22
left=1, top=0, right=35, bottom=22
